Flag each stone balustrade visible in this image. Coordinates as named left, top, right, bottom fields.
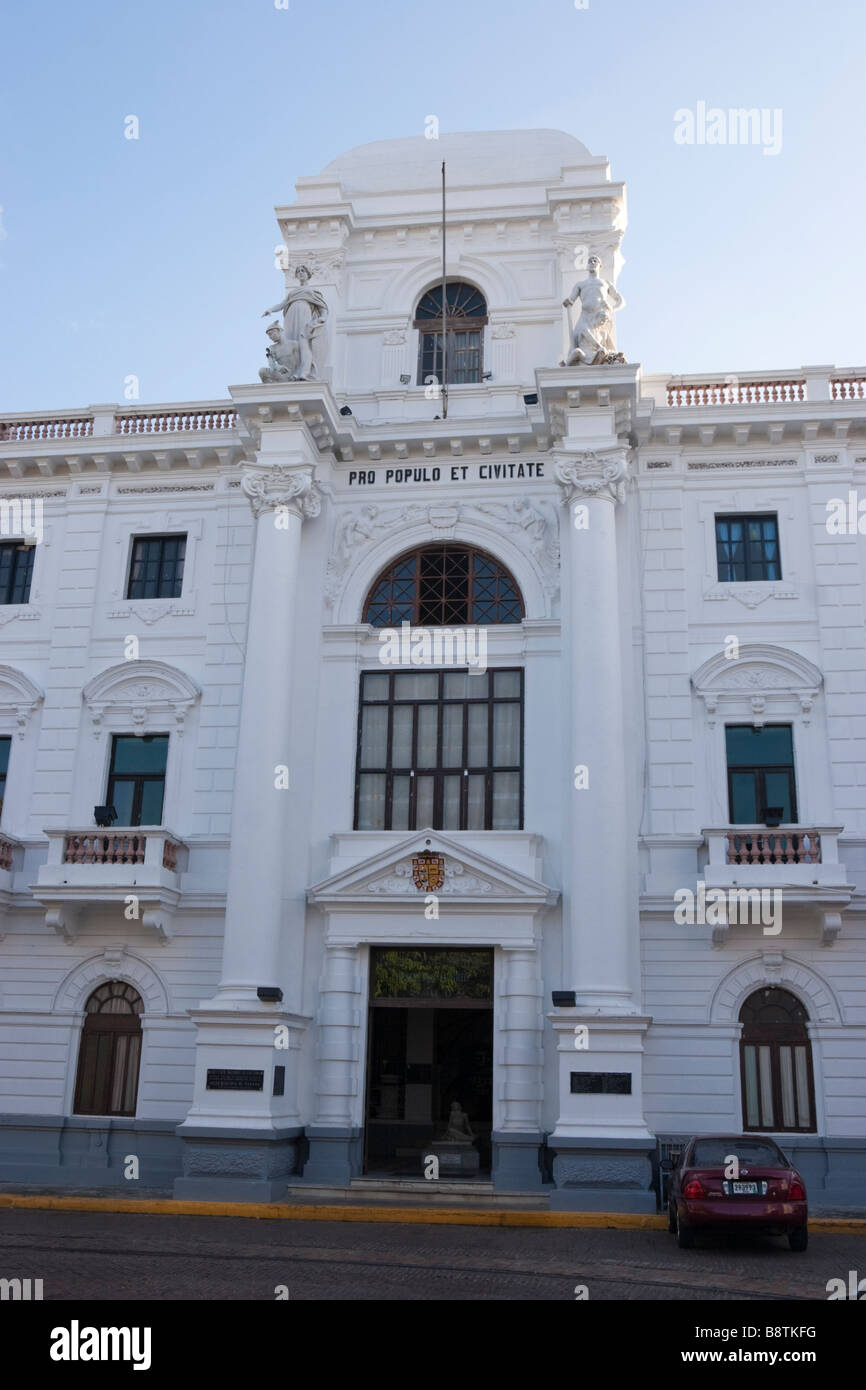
left=724, top=828, right=822, bottom=866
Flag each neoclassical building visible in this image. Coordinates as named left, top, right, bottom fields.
left=0, top=130, right=863, bottom=1210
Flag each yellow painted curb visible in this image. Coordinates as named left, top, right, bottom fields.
left=0, top=1193, right=863, bottom=1232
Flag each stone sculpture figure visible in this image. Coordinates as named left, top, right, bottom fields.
left=561, top=253, right=626, bottom=366
left=258, top=322, right=301, bottom=382
left=441, top=1100, right=475, bottom=1144
left=261, top=264, right=329, bottom=381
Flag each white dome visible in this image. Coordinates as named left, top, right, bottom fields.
left=319, top=129, right=596, bottom=194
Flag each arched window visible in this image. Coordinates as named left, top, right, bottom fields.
left=414, top=282, right=488, bottom=385
left=74, top=981, right=143, bottom=1117
left=739, top=987, right=815, bottom=1133
left=363, top=545, right=524, bottom=627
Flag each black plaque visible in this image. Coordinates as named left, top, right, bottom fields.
left=272, top=1065, right=285, bottom=1097
left=570, top=1071, right=632, bottom=1095
left=206, top=1069, right=264, bottom=1092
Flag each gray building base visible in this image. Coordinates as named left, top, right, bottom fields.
left=547, top=1136, right=657, bottom=1213
left=288, top=1126, right=363, bottom=1186
left=0, top=1113, right=181, bottom=1188
left=492, top=1131, right=545, bottom=1189
left=172, top=1123, right=303, bottom=1202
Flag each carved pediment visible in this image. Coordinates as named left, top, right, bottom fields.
left=308, top=830, right=558, bottom=909
left=692, top=644, right=822, bottom=726
left=83, top=660, right=200, bottom=736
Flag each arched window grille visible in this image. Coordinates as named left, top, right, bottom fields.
left=414, top=282, right=488, bottom=385
left=363, top=544, right=524, bottom=628
left=73, top=982, right=143, bottom=1117
left=739, top=987, right=816, bottom=1132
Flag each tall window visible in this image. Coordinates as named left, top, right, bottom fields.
left=355, top=669, right=523, bottom=831
left=414, top=282, right=488, bottom=385
left=0, top=736, right=10, bottom=820
left=74, top=981, right=143, bottom=1117
left=716, top=514, right=780, bottom=582
left=364, top=545, right=524, bottom=627
left=726, top=725, right=797, bottom=823
left=127, top=534, right=186, bottom=600
left=740, top=988, right=815, bottom=1132
left=107, top=734, right=169, bottom=825
left=0, top=541, right=35, bottom=605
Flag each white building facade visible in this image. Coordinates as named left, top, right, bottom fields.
left=0, top=130, right=863, bottom=1210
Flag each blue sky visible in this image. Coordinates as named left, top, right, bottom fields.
left=1, top=0, right=864, bottom=411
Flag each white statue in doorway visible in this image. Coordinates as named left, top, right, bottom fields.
left=441, top=1100, right=475, bottom=1144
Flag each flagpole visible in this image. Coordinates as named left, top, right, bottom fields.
left=441, top=159, right=448, bottom=420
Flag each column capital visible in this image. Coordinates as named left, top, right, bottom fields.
left=241, top=465, right=322, bottom=520
left=553, top=448, right=630, bottom=507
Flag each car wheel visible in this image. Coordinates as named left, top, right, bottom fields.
left=668, top=1202, right=677, bottom=1234
left=788, top=1226, right=808, bottom=1252
left=676, top=1209, right=695, bottom=1249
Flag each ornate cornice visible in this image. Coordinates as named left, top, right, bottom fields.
left=553, top=449, right=629, bottom=506
left=241, top=466, right=322, bottom=520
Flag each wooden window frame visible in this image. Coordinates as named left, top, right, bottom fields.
left=354, top=668, right=524, bottom=832
left=106, top=733, right=169, bottom=827
left=0, top=541, right=35, bottom=605
left=363, top=545, right=525, bottom=628
left=73, top=984, right=143, bottom=1118
left=739, top=990, right=817, bottom=1134
left=126, top=533, right=187, bottom=601
left=715, top=513, right=781, bottom=583
left=725, top=724, right=798, bottom=824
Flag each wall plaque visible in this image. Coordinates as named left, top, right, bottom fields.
left=206, top=1069, right=264, bottom=1092
left=570, top=1071, right=632, bottom=1095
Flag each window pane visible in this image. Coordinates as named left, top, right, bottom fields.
left=794, top=1046, right=810, bottom=1127
left=360, top=706, right=388, bottom=768
left=0, top=737, right=10, bottom=777
left=357, top=774, right=386, bottom=829
left=391, top=705, right=413, bottom=768
left=111, top=735, right=168, bottom=775
left=779, top=1045, right=795, bottom=1128
left=139, top=780, right=165, bottom=826
left=743, top=1045, right=760, bottom=1127
left=110, top=1034, right=129, bottom=1113
left=443, top=775, right=461, bottom=829
left=493, top=702, right=520, bottom=766
left=467, top=704, right=487, bottom=765
left=110, top=780, right=135, bottom=826
left=758, top=1045, right=775, bottom=1127
left=726, top=725, right=793, bottom=767
left=362, top=673, right=389, bottom=701
left=391, top=775, right=410, bottom=831
left=394, top=673, right=439, bottom=700
left=122, top=1033, right=141, bottom=1114
left=467, top=775, right=486, bottom=829
left=764, top=771, right=793, bottom=822
left=492, top=771, right=520, bottom=829
left=416, top=775, right=434, bottom=828
left=442, top=705, right=463, bottom=765
left=730, top=771, right=758, bottom=823
left=493, top=671, right=521, bottom=697
left=417, top=705, right=438, bottom=766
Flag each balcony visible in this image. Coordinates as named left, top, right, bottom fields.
left=0, top=833, right=24, bottom=936
left=702, top=825, right=852, bottom=945
left=33, top=827, right=187, bottom=942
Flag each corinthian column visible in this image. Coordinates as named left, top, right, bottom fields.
left=217, top=465, right=321, bottom=1000
left=555, top=448, right=634, bottom=1011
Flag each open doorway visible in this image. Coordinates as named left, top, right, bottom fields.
left=364, top=948, right=493, bottom=1177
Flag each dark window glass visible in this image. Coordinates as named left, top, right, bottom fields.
left=107, top=735, right=168, bottom=826
left=739, top=988, right=815, bottom=1133
left=355, top=668, right=523, bottom=831
left=414, top=282, right=488, bottom=385
left=726, top=725, right=796, bottom=823
left=74, top=982, right=143, bottom=1117
left=364, top=546, right=523, bottom=627
left=716, top=515, right=780, bottom=582
left=0, top=736, right=9, bottom=820
left=0, top=542, right=35, bottom=605
left=127, top=535, right=186, bottom=600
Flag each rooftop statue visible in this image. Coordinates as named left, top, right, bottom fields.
left=261, top=264, right=329, bottom=381
left=561, top=254, right=626, bottom=366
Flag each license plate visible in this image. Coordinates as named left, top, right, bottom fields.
left=732, top=1181, right=759, bottom=1194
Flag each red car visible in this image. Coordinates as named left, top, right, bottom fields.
left=667, top=1135, right=808, bottom=1251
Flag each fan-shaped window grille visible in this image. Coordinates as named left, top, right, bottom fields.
left=414, top=282, right=488, bottom=385
left=74, top=982, right=143, bottom=1116
left=363, top=545, right=524, bottom=627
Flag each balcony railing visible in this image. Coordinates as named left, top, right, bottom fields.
left=666, top=379, right=806, bottom=407
left=0, top=417, right=94, bottom=442
left=114, top=408, right=238, bottom=434
left=0, top=836, right=17, bottom=872
left=62, top=831, right=181, bottom=869
left=724, top=829, right=821, bottom=866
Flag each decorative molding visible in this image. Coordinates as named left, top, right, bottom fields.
left=490, top=322, right=517, bottom=339
left=368, top=859, right=494, bottom=897
left=710, top=953, right=842, bottom=1025
left=109, top=602, right=196, bottom=625
left=692, top=644, right=823, bottom=727
left=0, top=607, right=42, bottom=627
left=554, top=449, right=629, bottom=506
left=117, top=483, right=215, bottom=494
left=686, top=458, right=798, bottom=472
left=82, top=660, right=200, bottom=738
left=0, top=664, right=44, bottom=737
left=241, top=466, right=321, bottom=520
left=53, top=948, right=171, bottom=1014
left=703, top=583, right=799, bottom=608
left=383, top=329, right=407, bottom=346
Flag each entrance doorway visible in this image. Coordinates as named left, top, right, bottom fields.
left=364, top=948, right=493, bottom=1177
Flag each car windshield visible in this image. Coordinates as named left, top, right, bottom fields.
left=690, top=1139, right=786, bottom=1167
